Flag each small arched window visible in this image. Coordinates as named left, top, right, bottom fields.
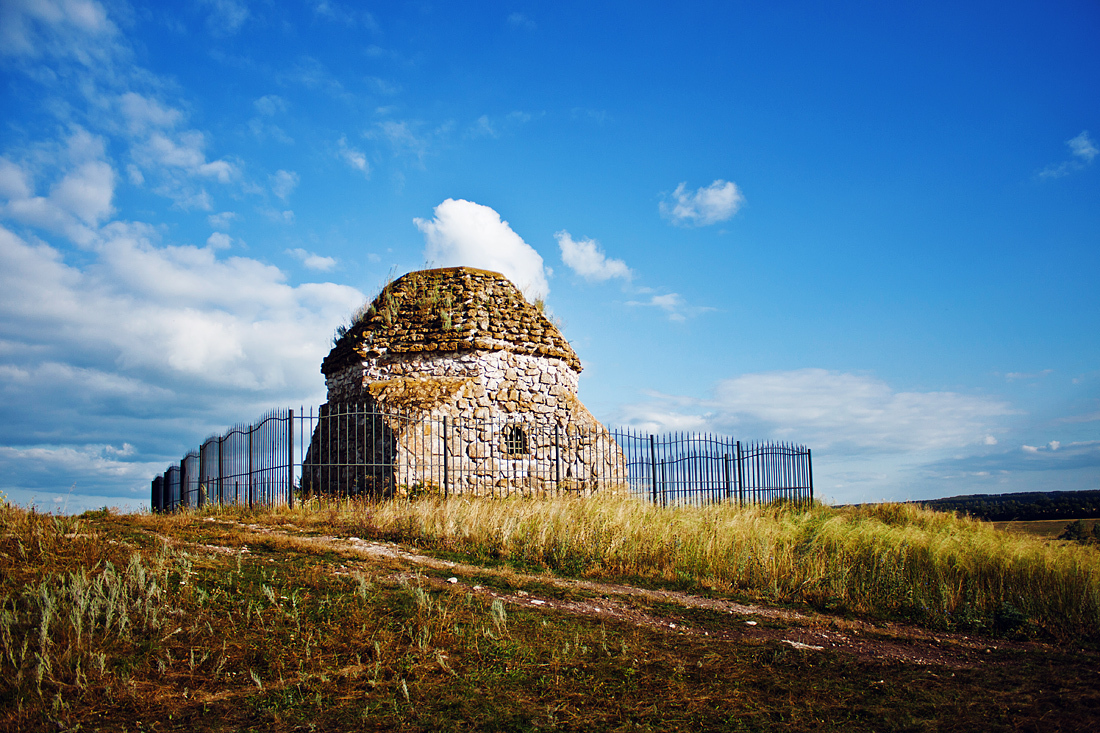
left=502, top=425, right=528, bottom=455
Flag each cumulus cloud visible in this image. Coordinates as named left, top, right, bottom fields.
left=659, top=179, right=744, bottom=227
left=615, top=368, right=1014, bottom=454
left=287, top=247, right=337, bottom=271
left=414, top=199, right=550, bottom=300
left=555, top=230, right=630, bottom=282
left=0, top=131, right=116, bottom=245
left=0, top=223, right=362, bottom=395
left=0, top=223, right=362, bottom=502
left=1040, top=131, right=1098, bottom=179
left=206, top=232, right=232, bottom=249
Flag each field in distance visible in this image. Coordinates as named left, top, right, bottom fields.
left=2, top=495, right=1099, bottom=731
left=994, top=517, right=1100, bottom=539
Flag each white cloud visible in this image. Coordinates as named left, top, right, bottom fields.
left=507, top=13, right=536, bottom=30
left=135, top=131, right=235, bottom=182
left=0, top=132, right=116, bottom=245
left=555, top=230, right=631, bottom=282
left=263, top=208, right=294, bottom=224
left=1040, top=131, right=1098, bottom=179
left=288, top=248, right=337, bottom=271
left=471, top=115, right=496, bottom=138
left=309, top=1, right=378, bottom=29
left=414, top=198, right=550, bottom=301
left=0, top=0, right=117, bottom=62
left=202, top=0, right=249, bottom=37
left=1005, top=369, right=1053, bottom=381
left=208, top=211, right=237, bottom=229
left=270, top=169, right=299, bottom=201
left=0, top=157, right=33, bottom=199
left=365, top=76, right=400, bottom=95
left=368, top=119, right=453, bottom=165
left=206, top=232, right=232, bottom=249
left=253, top=95, right=287, bottom=116
left=624, top=292, right=713, bottom=322
left=51, top=160, right=115, bottom=224
left=618, top=369, right=1014, bottom=454
left=0, top=443, right=160, bottom=480
left=1068, top=131, right=1098, bottom=162
left=659, top=179, right=744, bottom=227
left=337, top=135, right=370, bottom=175
left=118, top=92, right=182, bottom=134
left=0, top=223, right=363, bottom=395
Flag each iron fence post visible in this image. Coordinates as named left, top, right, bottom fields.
left=288, top=408, right=294, bottom=509
left=723, top=453, right=731, bottom=503
left=649, top=434, right=657, bottom=504
left=554, top=424, right=561, bottom=493
left=736, top=440, right=744, bottom=506
left=807, top=448, right=813, bottom=504
left=179, top=458, right=187, bottom=509
left=217, top=435, right=224, bottom=506
left=443, top=416, right=449, bottom=499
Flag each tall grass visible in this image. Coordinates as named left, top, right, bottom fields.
left=295, top=495, right=1100, bottom=637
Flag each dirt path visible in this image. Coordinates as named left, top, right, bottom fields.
left=188, top=518, right=1042, bottom=670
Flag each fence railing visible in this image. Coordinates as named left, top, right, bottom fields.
left=151, top=405, right=812, bottom=512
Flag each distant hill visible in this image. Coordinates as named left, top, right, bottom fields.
left=917, top=490, right=1100, bottom=522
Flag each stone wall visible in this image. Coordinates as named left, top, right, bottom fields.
left=326, top=349, right=581, bottom=423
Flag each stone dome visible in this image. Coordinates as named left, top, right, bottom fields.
left=322, top=267, right=581, bottom=376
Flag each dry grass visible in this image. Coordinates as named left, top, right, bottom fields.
left=270, top=494, right=1100, bottom=638
left=3, top=497, right=1100, bottom=731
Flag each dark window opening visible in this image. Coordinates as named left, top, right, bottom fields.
left=502, top=425, right=528, bottom=455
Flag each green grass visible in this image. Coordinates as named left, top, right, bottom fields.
left=2, top=497, right=1100, bottom=731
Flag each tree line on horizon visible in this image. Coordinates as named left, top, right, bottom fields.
left=917, top=489, right=1100, bottom=522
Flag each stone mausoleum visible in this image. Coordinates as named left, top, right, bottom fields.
left=301, top=266, right=623, bottom=497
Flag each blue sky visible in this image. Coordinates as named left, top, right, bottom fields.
left=1, top=0, right=1097, bottom=512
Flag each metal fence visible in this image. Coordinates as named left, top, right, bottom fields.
left=151, top=405, right=812, bottom=512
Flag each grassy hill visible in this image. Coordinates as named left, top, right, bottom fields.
left=2, top=496, right=1099, bottom=731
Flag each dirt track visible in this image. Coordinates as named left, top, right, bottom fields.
left=190, top=517, right=1044, bottom=671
